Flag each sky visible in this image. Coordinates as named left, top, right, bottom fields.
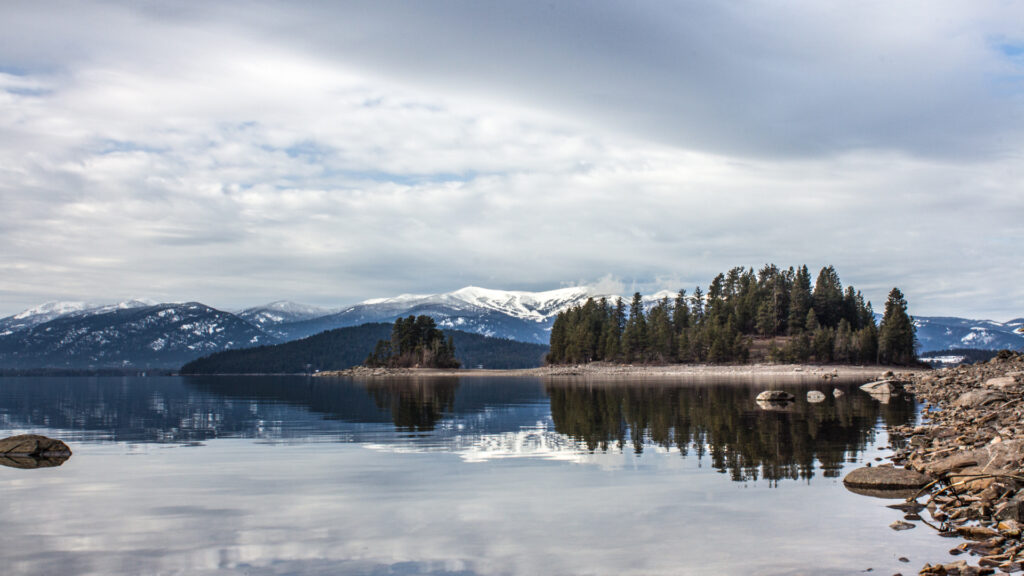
left=1, top=1, right=1022, bottom=320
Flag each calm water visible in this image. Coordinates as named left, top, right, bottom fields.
left=0, top=375, right=956, bottom=575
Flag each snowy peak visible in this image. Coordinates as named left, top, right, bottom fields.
left=446, top=286, right=596, bottom=321
left=11, top=301, right=90, bottom=321
left=356, top=286, right=600, bottom=322
left=1, top=299, right=156, bottom=335
left=239, top=301, right=334, bottom=326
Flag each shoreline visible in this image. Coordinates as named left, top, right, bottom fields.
left=314, top=362, right=916, bottom=381
left=881, top=352, right=1024, bottom=574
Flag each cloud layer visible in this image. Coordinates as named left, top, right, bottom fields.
left=1, top=1, right=1022, bottom=319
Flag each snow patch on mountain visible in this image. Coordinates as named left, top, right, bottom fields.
left=239, top=301, right=335, bottom=326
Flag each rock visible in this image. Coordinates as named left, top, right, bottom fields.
left=755, top=399, right=793, bottom=412
left=890, top=520, right=916, bottom=531
left=0, top=435, right=72, bottom=469
left=0, top=434, right=71, bottom=457
left=995, top=498, right=1024, bottom=523
left=861, top=379, right=904, bottom=395
left=957, top=526, right=1000, bottom=540
left=832, top=388, right=844, bottom=397
left=756, top=390, right=795, bottom=402
left=807, top=390, right=826, bottom=403
left=925, top=440, right=1024, bottom=477
left=953, top=389, right=1006, bottom=409
left=843, top=465, right=931, bottom=490
left=985, top=377, right=1017, bottom=389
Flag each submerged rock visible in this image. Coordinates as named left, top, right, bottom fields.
left=860, top=379, right=904, bottom=395
left=755, top=390, right=795, bottom=402
left=0, top=435, right=72, bottom=469
left=843, top=465, right=931, bottom=491
left=806, top=390, right=826, bottom=403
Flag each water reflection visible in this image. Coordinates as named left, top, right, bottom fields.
left=0, top=376, right=916, bottom=482
left=364, top=378, right=459, bottom=431
left=546, top=382, right=915, bottom=482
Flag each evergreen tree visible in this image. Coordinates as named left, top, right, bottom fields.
left=648, top=298, right=675, bottom=362
left=834, top=319, right=854, bottom=363
left=673, top=289, right=690, bottom=334
left=369, top=315, right=459, bottom=368
left=787, top=265, right=812, bottom=334
left=813, top=265, right=844, bottom=328
left=879, top=287, right=916, bottom=365
left=691, top=286, right=705, bottom=324
left=623, top=292, right=648, bottom=362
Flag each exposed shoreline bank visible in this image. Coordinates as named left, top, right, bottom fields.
left=880, top=352, right=1024, bottom=575
left=315, top=362, right=915, bottom=381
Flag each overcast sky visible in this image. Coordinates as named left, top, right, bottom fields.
left=2, top=1, right=1022, bottom=320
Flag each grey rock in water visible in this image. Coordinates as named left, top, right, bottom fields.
left=0, top=434, right=72, bottom=469
left=807, top=390, right=826, bottom=403
left=890, top=520, right=916, bottom=531
left=843, top=465, right=931, bottom=490
left=860, top=380, right=904, bottom=395
left=755, top=390, right=795, bottom=402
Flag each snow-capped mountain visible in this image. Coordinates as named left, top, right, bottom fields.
left=0, top=299, right=156, bottom=336
left=0, top=302, right=274, bottom=370
left=238, top=301, right=335, bottom=327
left=914, top=316, right=1024, bottom=353
left=274, top=286, right=603, bottom=343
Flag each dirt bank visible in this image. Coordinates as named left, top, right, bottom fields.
left=316, top=362, right=910, bottom=382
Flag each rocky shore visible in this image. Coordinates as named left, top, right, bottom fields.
left=879, top=351, right=1024, bottom=575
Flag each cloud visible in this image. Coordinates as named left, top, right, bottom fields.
left=0, top=2, right=1022, bottom=320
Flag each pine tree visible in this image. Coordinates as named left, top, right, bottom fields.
left=813, top=265, right=844, bottom=328
left=787, top=265, right=812, bottom=335
left=623, top=292, right=648, bottom=362
left=879, top=287, right=916, bottom=365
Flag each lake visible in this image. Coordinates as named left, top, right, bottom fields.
left=0, top=375, right=955, bottom=575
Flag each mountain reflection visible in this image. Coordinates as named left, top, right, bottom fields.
left=546, top=382, right=915, bottom=482
left=0, top=376, right=915, bottom=482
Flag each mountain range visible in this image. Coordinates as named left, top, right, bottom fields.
left=0, top=286, right=1021, bottom=370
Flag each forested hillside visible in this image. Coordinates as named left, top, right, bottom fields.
left=547, top=264, right=916, bottom=365
left=180, top=323, right=549, bottom=374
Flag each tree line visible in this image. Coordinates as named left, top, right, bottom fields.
left=547, top=264, right=917, bottom=365
left=365, top=315, right=461, bottom=368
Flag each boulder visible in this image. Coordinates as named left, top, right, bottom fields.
left=843, top=465, right=931, bottom=491
left=860, top=379, right=904, bottom=395
left=0, top=435, right=71, bottom=469
left=0, top=434, right=71, bottom=457
left=806, top=390, right=826, bottom=403
left=755, top=399, right=792, bottom=412
left=924, top=440, right=1024, bottom=477
left=985, top=376, right=1017, bottom=389
left=953, top=389, right=1006, bottom=409
left=755, top=390, right=794, bottom=402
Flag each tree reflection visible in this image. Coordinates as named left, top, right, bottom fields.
left=546, top=382, right=915, bottom=482
left=364, top=378, right=459, bottom=431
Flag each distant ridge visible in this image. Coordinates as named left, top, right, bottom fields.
left=180, top=323, right=550, bottom=374
left=1, top=287, right=1021, bottom=370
